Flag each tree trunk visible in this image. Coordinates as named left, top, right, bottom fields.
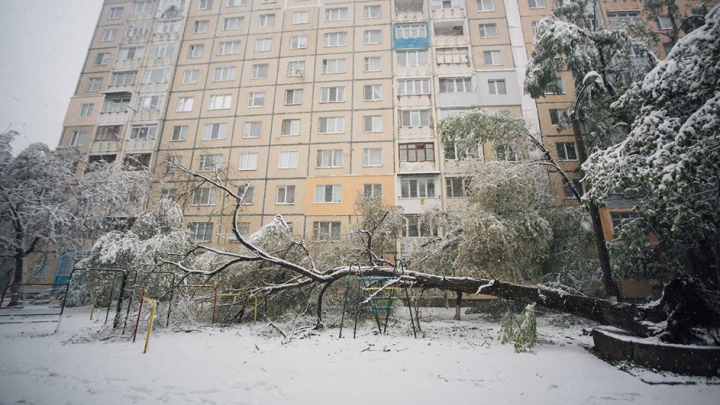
left=8, top=252, right=24, bottom=306
left=454, top=291, right=462, bottom=320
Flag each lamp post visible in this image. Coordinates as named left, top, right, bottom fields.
left=570, top=72, right=621, bottom=300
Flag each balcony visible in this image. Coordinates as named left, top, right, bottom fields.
left=397, top=94, right=432, bottom=107
left=97, top=111, right=129, bottom=125
left=90, top=141, right=121, bottom=154
left=398, top=126, right=434, bottom=141
left=431, top=7, right=466, bottom=20
left=395, top=0, right=426, bottom=22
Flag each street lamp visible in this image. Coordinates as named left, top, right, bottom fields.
left=569, top=71, right=621, bottom=300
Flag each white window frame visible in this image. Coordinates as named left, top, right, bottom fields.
left=556, top=142, right=578, bottom=161
left=364, top=184, right=383, bottom=198
left=285, top=89, right=304, bottom=105
left=182, top=69, right=200, bottom=84
left=322, top=58, right=346, bottom=74
left=193, top=20, right=209, bottom=34
left=188, top=44, right=205, bottom=58
left=287, top=61, right=305, bottom=77
left=176, top=97, right=194, bottom=112
left=109, top=7, right=124, bottom=20
left=276, top=185, right=296, bottom=204
left=314, top=184, right=342, bottom=203
left=227, top=0, right=247, bottom=6
left=170, top=125, right=188, bottom=142
left=325, top=7, right=348, bottom=22
left=362, top=148, right=382, bottom=167
left=290, top=35, right=308, bottom=49
left=293, top=10, right=310, bottom=24
left=397, top=49, right=429, bottom=66
left=401, top=110, right=430, bottom=127
left=436, top=47, right=469, bottom=64
left=316, top=150, right=343, bottom=168
left=528, top=0, right=546, bottom=9
left=142, top=68, right=169, bottom=84
left=483, top=50, right=503, bottom=66
left=255, top=38, right=272, bottom=52
left=203, top=123, right=228, bottom=140
left=101, top=29, right=116, bottom=42
left=149, top=43, right=176, bottom=59
left=488, top=79, right=507, bottom=95
left=439, top=77, right=472, bottom=93
left=218, top=41, right=241, bottom=55
left=129, top=124, right=157, bottom=140
left=224, top=16, right=245, bottom=30
left=313, top=221, right=341, bottom=241
left=318, top=117, right=345, bottom=134
left=363, top=116, right=383, bottom=133
left=208, top=94, right=232, bottom=110
left=239, top=153, right=259, bottom=170
left=278, top=151, right=299, bottom=169
left=364, top=30, right=382, bottom=45
left=397, top=78, right=431, bottom=95
left=400, top=179, right=436, bottom=198
left=364, top=5, right=381, bottom=19
left=364, top=84, right=383, bottom=101
left=258, top=14, right=275, bottom=28
left=320, top=87, right=346, bottom=103
left=243, top=122, right=262, bottom=139
left=476, top=0, right=494, bottom=11
left=198, top=0, right=214, bottom=10
left=396, top=23, right=427, bottom=39
left=137, top=94, right=163, bottom=110
left=192, top=188, right=218, bottom=206
left=247, top=92, right=266, bottom=107
left=214, top=66, right=237, bottom=82
left=251, top=63, right=269, bottom=78
left=69, top=131, right=86, bottom=147
left=364, top=56, right=382, bottom=72
left=189, top=222, right=214, bottom=242
left=479, top=23, right=499, bottom=39
left=86, top=78, right=102, bottom=92
left=79, top=103, right=94, bottom=118
left=238, top=185, right=254, bottom=205
left=281, top=119, right=301, bottom=136
left=198, top=154, right=223, bottom=172
left=323, top=32, right=347, bottom=47
left=94, top=52, right=110, bottom=66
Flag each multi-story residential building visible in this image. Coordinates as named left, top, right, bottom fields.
left=52, top=0, right=689, bottom=281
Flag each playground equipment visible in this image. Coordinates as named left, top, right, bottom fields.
left=0, top=283, right=71, bottom=332
left=132, top=295, right=158, bottom=354
left=339, top=260, right=417, bottom=338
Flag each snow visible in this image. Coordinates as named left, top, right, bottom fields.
left=1, top=308, right=718, bottom=405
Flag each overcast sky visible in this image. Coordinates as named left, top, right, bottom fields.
left=0, top=0, right=103, bottom=153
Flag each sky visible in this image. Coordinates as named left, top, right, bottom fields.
left=0, top=0, right=103, bottom=154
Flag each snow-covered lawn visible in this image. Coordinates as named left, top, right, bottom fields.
left=1, top=307, right=717, bottom=405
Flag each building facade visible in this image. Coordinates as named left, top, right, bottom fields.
left=56, top=0, right=682, bottom=270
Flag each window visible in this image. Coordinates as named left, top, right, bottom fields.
left=237, top=222, right=251, bottom=237
left=96, top=125, right=122, bottom=141
left=261, top=0, right=276, bottom=3
left=528, top=0, right=546, bottom=9
left=436, top=47, right=469, bottom=64
left=79, top=103, right=94, bottom=118
left=315, top=185, right=342, bottom=202
left=193, top=20, right=209, bottom=34
left=325, top=7, right=348, bottom=21
left=364, top=84, right=382, bottom=101
left=255, top=38, right=272, bottom=52
left=282, top=119, right=301, bottom=136
left=364, top=116, right=382, bottom=133
left=182, top=69, right=200, bottom=84
left=251, top=64, right=269, bottom=79
left=227, top=0, right=247, bottom=6
left=365, top=5, right=381, bottom=19
left=313, top=221, right=341, bottom=240
left=192, top=188, right=218, bottom=205
left=606, top=10, right=641, bottom=28
left=446, top=177, right=469, bottom=197
left=149, top=43, right=176, bottom=59
left=125, top=23, right=151, bottom=38
left=610, top=212, right=633, bottom=231
left=94, top=52, right=110, bottom=66
left=86, top=77, right=102, bottom=92
left=293, top=11, right=310, bottom=24
left=496, top=144, right=516, bottom=161
left=364, top=184, right=382, bottom=198
left=109, top=7, right=124, bottom=19
left=396, top=23, right=427, bottom=39
left=188, top=44, right=205, bottom=58
left=432, top=0, right=463, bottom=9
left=285, top=89, right=304, bottom=105
left=124, top=153, right=151, bottom=170
left=208, top=94, right=232, bottom=110
left=118, top=46, right=144, bottom=61
left=556, top=142, right=578, bottom=161
left=320, top=87, right=346, bottom=102
left=288, top=61, right=305, bottom=76
left=198, top=0, right=213, bottom=10
left=156, top=21, right=181, bottom=34
left=290, top=35, right=308, bottom=49
left=239, top=153, right=259, bottom=170
left=69, top=131, right=86, bottom=147
left=189, top=222, right=214, bottom=242
left=323, top=32, right=347, bottom=47
left=248, top=92, right=265, bottom=107
left=102, top=95, right=131, bottom=113
left=657, top=15, right=673, bottom=30
left=110, top=71, right=137, bottom=86
left=362, top=148, right=382, bottom=167
left=545, top=77, right=567, bottom=95
left=164, top=155, right=182, bottom=173
left=143, top=68, right=169, bottom=84
left=176, top=97, right=194, bottom=112
left=225, top=16, right=245, bottom=30
left=444, top=142, right=479, bottom=160
left=317, top=150, right=343, bottom=168
left=203, top=123, right=227, bottom=140
left=397, top=78, right=430, bottom=95
left=563, top=179, right=583, bottom=199
left=364, top=30, right=382, bottom=45
left=322, top=58, right=346, bottom=74
left=278, top=151, right=299, bottom=169
left=130, top=124, right=157, bottom=140
left=170, top=125, right=188, bottom=142
left=549, top=109, right=569, bottom=125
left=402, top=216, right=438, bottom=237
left=214, top=67, right=236, bottom=82
left=101, top=29, right=116, bottom=42
left=401, top=179, right=436, bottom=198
left=400, top=143, right=434, bottom=162
left=319, top=117, right=344, bottom=134
left=137, top=95, right=163, bottom=110
left=276, top=185, right=296, bottom=204
left=401, top=110, right=430, bottom=127
left=483, top=50, right=503, bottom=66
left=439, top=77, right=471, bottom=93
left=364, top=57, right=382, bottom=72
left=258, top=14, right=275, bottom=27
left=477, top=0, right=494, bottom=11
left=219, top=41, right=241, bottom=55
left=397, top=50, right=428, bottom=66
left=32, top=258, right=49, bottom=277
left=198, top=154, right=223, bottom=172
left=487, top=79, right=507, bottom=95
left=243, top=122, right=261, bottom=138
left=479, top=23, right=498, bottom=38
left=238, top=185, right=254, bottom=204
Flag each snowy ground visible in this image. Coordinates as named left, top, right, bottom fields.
left=1, top=307, right=718, bottom=405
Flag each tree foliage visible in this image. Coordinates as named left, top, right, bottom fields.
left=585, top=6, right=720, bottom=288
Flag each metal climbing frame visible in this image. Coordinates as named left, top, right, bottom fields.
left=338, top=261, right=416, bottom=338
left=0, top=283, right=71, bottom=332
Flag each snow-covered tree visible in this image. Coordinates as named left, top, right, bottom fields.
left=0, top=131, right=153, bottom=293
left=585, top=6, right=720, bottom=293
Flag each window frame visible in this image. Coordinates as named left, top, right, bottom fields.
left=276, top=185, right=296, bottom=204
left=202, top=123, right=228, bottom=140
left=314, top=184, right=342, bottom=203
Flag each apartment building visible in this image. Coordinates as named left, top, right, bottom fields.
left=56, top=0, right=684, bottom=272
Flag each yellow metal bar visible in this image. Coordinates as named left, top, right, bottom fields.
left=142, top=297, right=157, bottom=354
